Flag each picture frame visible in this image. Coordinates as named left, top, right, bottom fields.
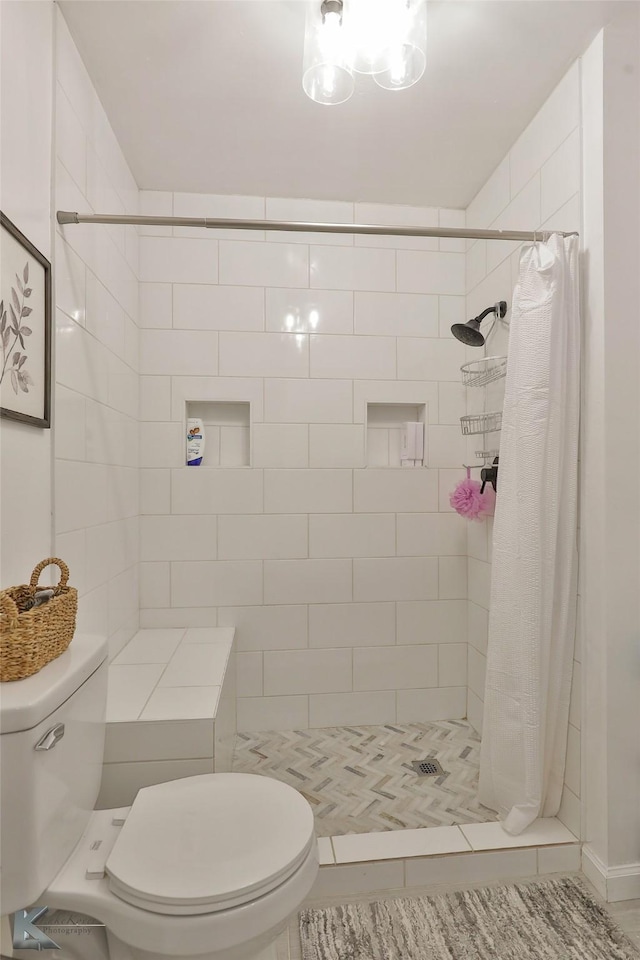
left=0, top=212, right=52, bottom=428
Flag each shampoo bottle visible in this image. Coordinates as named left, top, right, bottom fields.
left=186, top=418, right=205, bottom=466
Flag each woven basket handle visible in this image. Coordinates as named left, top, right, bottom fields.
left=0, top=592, right=19, bottom=629
left=29, top=558, right=70, bottom=591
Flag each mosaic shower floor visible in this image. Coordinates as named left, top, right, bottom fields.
left=232, top=719, right=498, bottom=837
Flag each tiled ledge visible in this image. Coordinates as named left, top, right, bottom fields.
left=312, top=818, right=580, bottom=897
left=98, top=628, right=236, bottom=808
left=106, top=627, right=236, bottom=722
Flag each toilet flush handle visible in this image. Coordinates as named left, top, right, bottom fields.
left=35, top=723, right=65, bottom=751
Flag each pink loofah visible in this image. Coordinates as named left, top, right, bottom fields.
left=449, top=469, right=495, bottom=521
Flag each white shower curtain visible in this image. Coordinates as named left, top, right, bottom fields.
left=478, top=233, right=580, bottom=836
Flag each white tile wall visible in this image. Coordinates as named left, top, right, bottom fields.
left=134, top=191, right=474, bottom=727
left=54, top=12, right=139, bottom=656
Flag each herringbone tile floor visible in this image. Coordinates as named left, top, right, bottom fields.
left=232, top=719, right=498, bottom=836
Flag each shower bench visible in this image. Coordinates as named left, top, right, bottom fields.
left=98, top=626, right=236, bottom=807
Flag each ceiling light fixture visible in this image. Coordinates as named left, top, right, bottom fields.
left=303, top=0, right=427, bottom=105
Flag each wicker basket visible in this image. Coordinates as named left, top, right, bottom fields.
left=0, top=558, right=78, bottom=682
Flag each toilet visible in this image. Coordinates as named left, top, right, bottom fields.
left=0, top=633, right=318, bottom=960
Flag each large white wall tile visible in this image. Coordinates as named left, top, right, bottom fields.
left=237, top=696, right=308, bottom=732
left=310, top=246, right=395, bottom=291
left=264, top=559, right=352, bottom=605
left=354, top=469, right=438, bottom=513
left=509, top=61, right=579, bottom=197
left=310, top=334, right=395, bottom=380
left=139, top=283, right=172, bottom=328
left=466, top=157, right=510, bottom=229
left=310, top=691, right=396, bottom=727
left=139, top=236, right=218, bottom=284
left=219, top=332, right=308, bottom=378
left=171, top=468, right=263, bottom=514
left=140, top=330, right=218, bottom=376
left=263, top=649, right=352, bottom=695
left=140, top=515, right=218, bottom=561
left=438, top=643, right=468, bottom=686
left=397, top=513, right=466, bottom=557
left=264, top=469, right=352, bottom=513
left=354, top=292, right=439, bottom=337
left=354, top=558, right=438, bottom=602
left=139, top=422, right=183, bottom=468
left=397, top=600, right=467, bottom=645
left=173, top=284, right=264, bottom=331
left=468, top=557, right=491, bottom=608
left=309, top=514, right=395, bottom=558
left=171, top=560, right=263, bottom=607
left=309, top=425, right=365, bottom=468
left=397, top=687, right=467, bottom=722
left=439, top=556, right=468, bottom=600
left=266, top=288, right=353, bottom=334
left=217, top=515, right=308, bottom=560
left=309, top=602, right=396, bottom=647
left=140, top=469, right=171, bottom=515
left=140, top=376, right=171, bottom=422
left=218, top=604, right=308, bottom=651
left=468, top=646, right=487, bottom=700
left=219, top=240, right=308, bottom=287
left=353, top=645, right=438, bottom=691
left=252, top=424, right=309, bottom=467
left=541, top=128, right=581, bottom=222
left=397, top=252, right=465, bottom=295
left=468, top=601, right=489, bottom=655
left=264, top=378, right=352, bottom=423
left=397, top=337, right=465, bottom=382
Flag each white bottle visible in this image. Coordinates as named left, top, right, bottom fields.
left=186, top=418, right=205, bottom=466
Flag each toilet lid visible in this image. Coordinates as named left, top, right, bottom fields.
left=105, top=773, right=315, bottom=915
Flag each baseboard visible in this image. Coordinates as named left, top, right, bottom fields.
left=582, top=844, right=640, bottom=902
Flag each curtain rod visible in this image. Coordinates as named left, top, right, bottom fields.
left=56, top=211, right=578, bottom=243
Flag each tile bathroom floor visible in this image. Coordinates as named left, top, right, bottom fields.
left=232, top=719, right=498, bottom=837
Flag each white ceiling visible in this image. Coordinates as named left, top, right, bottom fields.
left=60, top=0, right=622, bottom=208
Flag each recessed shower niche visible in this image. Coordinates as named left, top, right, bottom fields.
left=185, top=401, right=251, bottom=467
left=366, top=402, right=427, bottom=467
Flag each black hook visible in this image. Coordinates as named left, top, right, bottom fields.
left=480, top=456, right=499, bottom=494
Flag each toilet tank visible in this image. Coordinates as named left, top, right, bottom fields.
left=0, top=632, right=108, bottom=915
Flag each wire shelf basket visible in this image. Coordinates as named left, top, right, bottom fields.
left=460, top=355, right=507, bottom=388
left=475, top=448, right=500, bottom=460
left=460, top=411, right=503, bottom=436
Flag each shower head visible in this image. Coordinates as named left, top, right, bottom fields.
left=451, top=301, right=507, bottom=347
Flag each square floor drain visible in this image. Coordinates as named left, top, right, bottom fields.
left=411, top=759, right=445, bottom=777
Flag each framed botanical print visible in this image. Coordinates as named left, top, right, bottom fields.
left=0, top=212, right=52, bottom=428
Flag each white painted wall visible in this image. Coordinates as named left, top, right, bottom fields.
left=138, top=195, right=471, bottom=730
left=0, top=1, right=54, bottom=587
left=581, top=9, right=640, bottom=901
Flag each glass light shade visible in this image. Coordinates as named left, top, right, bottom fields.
left=302, top=1, right=355, bottom=105
left=374, top=0, right=427, bottom=91
left=347, top=0, right=395, bottom=75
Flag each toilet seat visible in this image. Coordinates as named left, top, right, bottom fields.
left=105, top=773, right=315, bottom=916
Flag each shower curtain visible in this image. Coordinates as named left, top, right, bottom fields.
left=478, top=233, right=580, bottom=836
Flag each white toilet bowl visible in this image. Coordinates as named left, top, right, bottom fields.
left=44, top=773, right=318, bottom=960
left=0, top=635, right=317, bottom=960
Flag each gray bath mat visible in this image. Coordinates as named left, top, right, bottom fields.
left=299, top=876, right=639, bottom=959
